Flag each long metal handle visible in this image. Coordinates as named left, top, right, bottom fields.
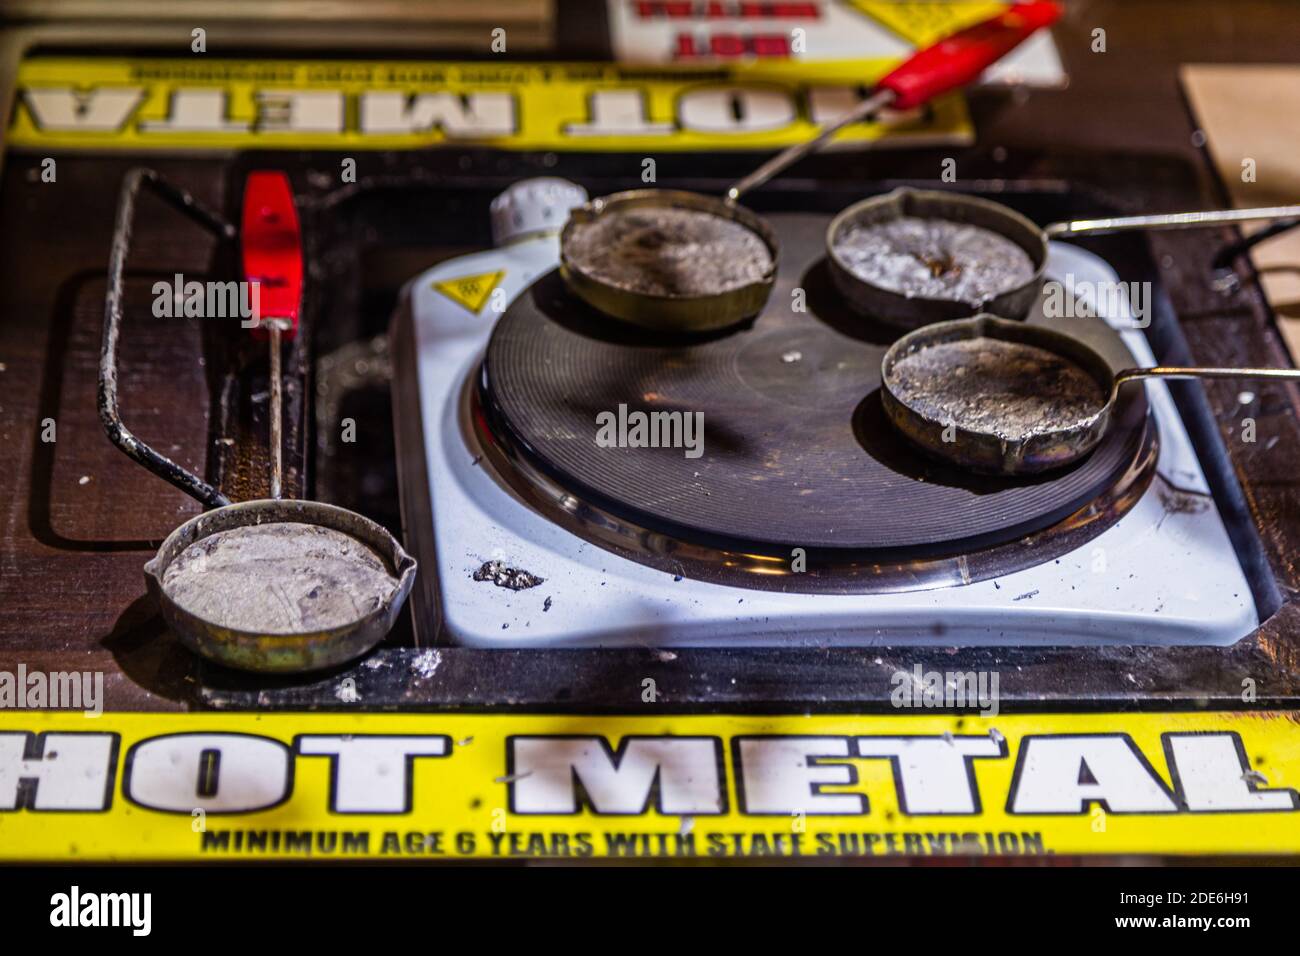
left=100, top=167, right=237, bottom=510
left=1045, top=205, right=1300, bottom=240
left=725, top=3, right=1061, bottom=203
left=726, top=89, right=896, bottom=203
left=1116, top=365, right=1300, bottom=386
left=268, top=323, right=283, bottom=499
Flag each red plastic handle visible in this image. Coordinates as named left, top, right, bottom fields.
left=876, top=1, right=1062, bottom=111
left=240, top=171, right=302, bottom=339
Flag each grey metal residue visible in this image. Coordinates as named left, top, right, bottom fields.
left=473, top=559, right=545, bottom=591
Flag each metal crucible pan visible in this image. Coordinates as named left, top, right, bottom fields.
left=826, top=188, right=1048, bottom=328
left=101, top=168, right=416, bottom=674
left=828, top=187, right=1300, bottom=329
left=141, top=499, right=416, bottom=674
left=880, top=314, right=1300, bottom=476
left=559, top=188, right=780, bottom=333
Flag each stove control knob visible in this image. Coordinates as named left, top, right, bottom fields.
left=490, top=177, right=588, bottom=246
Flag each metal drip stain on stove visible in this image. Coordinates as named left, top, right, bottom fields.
left=473, top=559, right=545, bottom=591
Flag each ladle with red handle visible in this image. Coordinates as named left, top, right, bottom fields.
left=99, top=168, right=416, bottom=673
left=725, top=1, right=1063, bottom=201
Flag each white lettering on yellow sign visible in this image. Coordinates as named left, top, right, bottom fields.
left=9, top=58, right=974, bottom=152
left=359, top=92, right=518, bottom=136
left=4, top=729, right=1295, bottom=821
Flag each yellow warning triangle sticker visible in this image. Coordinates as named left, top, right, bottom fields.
left=845, top=1, right=1009, bottom=48
left=432, top=269, right=505, bottom=314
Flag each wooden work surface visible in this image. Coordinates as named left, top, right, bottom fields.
left=1, top=0, right=1298, bottom=709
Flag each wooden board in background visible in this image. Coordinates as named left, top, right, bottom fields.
left=1182, top=64, right=1300, bottom=360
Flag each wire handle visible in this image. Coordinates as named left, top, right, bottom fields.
left=1115, top=365, right=1300, bottom=387
left=99, top=167, right=237, bottom=510
left=1046, top=205, right=1300, bottom=239
left=727, top=90, right=895, bottom=203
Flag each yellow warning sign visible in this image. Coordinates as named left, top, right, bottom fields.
left=7, top=56, right=972, bottom=153
left=433, top=270, right=505, bottom=314
left=848, top=1, right=1008, bottom=47
left=2, top=710, right=1300, bottom=861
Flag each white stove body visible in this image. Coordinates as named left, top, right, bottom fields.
left=393, top=191, right=1256, bottom=649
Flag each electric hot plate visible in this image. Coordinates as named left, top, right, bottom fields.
left=480, top=213, right=1152, bottom=560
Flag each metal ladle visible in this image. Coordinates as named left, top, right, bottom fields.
left=827, top=186, right=1300, bottom=327
left=100, top=168, right=416, bottom=673
left=880, top=314, right=1300, bottom=475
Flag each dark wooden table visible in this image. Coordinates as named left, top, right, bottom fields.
left=1, top=0, right=1297, bottom=709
